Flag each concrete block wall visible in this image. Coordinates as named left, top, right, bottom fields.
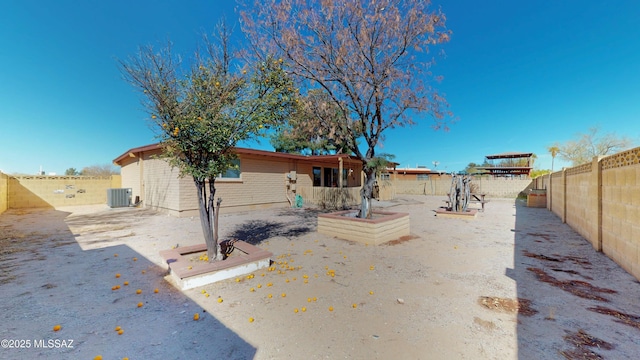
left=564, top=162, right=598, bottom=248
left=543, top=147, right=640, bottom=281
left=0, top=172, right=8, bottom=214
left=600, top=148, right=640, bottom=278
left=393, top=177, right=533, bottom=198
left=6, top=175, right=121, bottom=209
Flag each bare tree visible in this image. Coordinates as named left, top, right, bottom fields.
left=555, top=127, right=633, bottom=166
left=242, top=0, right=452, bottom=217
left=81, top=164, right=119, bottom=176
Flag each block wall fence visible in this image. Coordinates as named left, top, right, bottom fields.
left=391, top=176, right=533, bottom=198
left=533, top=146, right=640, bottom=280
left=1, top=175, right=121, bottom=210
left=0, top=172, right=8, bottom=214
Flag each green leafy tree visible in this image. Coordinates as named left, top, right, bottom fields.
left=65, top=168, right=79, bottom=176
left=242, top=0, right=452, bottom=218
left=119, top=23, right=297, bottom=261
left=271, top=89, right=359, bottom=155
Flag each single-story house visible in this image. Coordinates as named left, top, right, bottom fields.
left=384, top=166, right=447, bottom=181
left=113, top=143, right=364, bottom=217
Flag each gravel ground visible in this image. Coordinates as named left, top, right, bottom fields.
left=1, top=194, right=640, bottom=359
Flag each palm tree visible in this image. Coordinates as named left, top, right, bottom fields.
left=546, top=145, right=560, bottom=211
left=547, top=145, right=560, bottom=173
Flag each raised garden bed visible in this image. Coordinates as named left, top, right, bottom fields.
left=317, top=210, right=410, bottom=245
left=160, top=241, right=272, bottom=290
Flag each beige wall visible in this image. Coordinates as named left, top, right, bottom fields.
left=121, top=150, right=358, bottom=217
left=392, top=176, right=533, bottom=198
left=0, top=172, right=8, bottom=214
left=5, top=175, right=121, bottom=209
left=540, top=146, right=640, bottom=281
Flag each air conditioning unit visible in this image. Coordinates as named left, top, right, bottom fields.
left=107, top=188, right=132, bottom=208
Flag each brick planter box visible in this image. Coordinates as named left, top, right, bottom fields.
left=317, top=210, right=410, bottom=245
left=160, top=241, right=272, bottom=290
left=527, top=189, right=547, bottom=208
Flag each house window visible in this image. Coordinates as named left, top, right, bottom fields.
left=417, top=174, right=429, bottom=180
left=324, top=167, right=340, bottom=187
left=313, top=167, right=321, bottom=186
left=380, top=173, right=390, bottom=180
left=219, top=159, right=241, bottom=179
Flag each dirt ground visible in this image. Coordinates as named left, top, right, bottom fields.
left=2, top=195, right=640, bottom=359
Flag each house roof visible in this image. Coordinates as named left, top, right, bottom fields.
left=388, top=167, right=439, bottom=175
left=113, top=143, right=361, bottom=166
left=485, top=152, right=533, bottom=159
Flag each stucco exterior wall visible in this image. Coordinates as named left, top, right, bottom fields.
left=120, top=156, right=142, bottom=202
left=143, top=155, right=183, bottom=215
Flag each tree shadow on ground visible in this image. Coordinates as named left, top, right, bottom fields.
left=228, top=219, right=312, bottom=246
left=0, top=208, right=256, bottom=359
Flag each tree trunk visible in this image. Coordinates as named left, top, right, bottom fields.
left=359, top=169, right=376, bottom=219
left=195, top=177, right=223, bottom=262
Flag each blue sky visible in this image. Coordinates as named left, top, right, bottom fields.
left=2, top=1, right=639, bottom=175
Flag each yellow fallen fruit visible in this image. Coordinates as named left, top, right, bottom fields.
left=141, top=270, right=146, bottom=274
left=257, top=284, right=262, bottom=288
left=133, top=257, right=138, bottom=261
left=201, top=290, right=206, bottom=294
left=281, top=293, right=286, bottom=297
left=249, top=317, right=255, bottom=323
left=205, top=294, right=210, bottom=297
left=217, top=298, right=223, bottom=303
left=369, top=291, right=374, bottom=295
left=267, top=294, right=273, bottom=298
left=118, top=329, right=124, bottom=335
left=123, top=281, right=129, bottom=286
left=53, top=324, right=61, bottom=331
left=137, top=302, right=143, bottom=308
left=193, top=313, right=200, bottom=321
left=114, top=254, right=118, bottom=257
left=352, top=303, right=358, bottom=309
left=115, top=273, right=121, bottom=278
left=294, top=308, right=299, bottom=313
left=136, top=289, right=142, bottom=294
left=328, top=306, right=334, bottom=312
left=370, top=266, right=375, bottom=270
left=250, top=288, right=255, bottom=292
left=94, top=356, right=103, bottom=360
left=301, top=307, right=306, bottom=312
left=307, top=298, right=312, bottom=302
left=115, top=326, right=121, bottom=331
left=154, top=288, right=159, bottom=293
